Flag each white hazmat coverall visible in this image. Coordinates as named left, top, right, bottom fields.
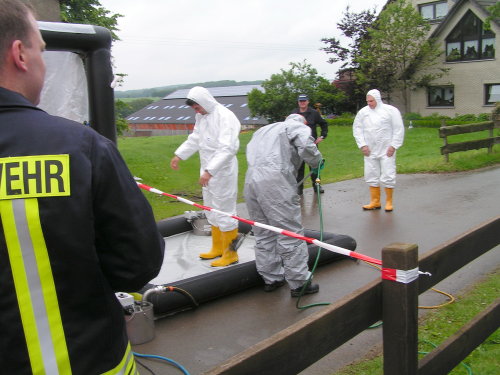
left=174, top=86, right=240, bottom=231
left=353, top=89, right=404, bottom=188
left=244, top=114, right=322, bottom=289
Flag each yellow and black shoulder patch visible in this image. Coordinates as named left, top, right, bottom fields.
left=0, top=155, right=70, bottom=199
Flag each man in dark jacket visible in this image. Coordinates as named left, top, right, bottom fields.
left=292, top=94, right=328, bottom=194
left=0, top=1, right=165, bottom=374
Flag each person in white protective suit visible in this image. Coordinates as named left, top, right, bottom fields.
left=244, top=114, right=323, bottom=297
left=170, top=86, right=241, bottom=267
left=353, top=89, right=405, bottom=211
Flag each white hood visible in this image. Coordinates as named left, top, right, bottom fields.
left=285, top=113, right=307, bottom=125
left=187, top=86, right=219, bottom=113
left=366, top=89, right=384, bottom=109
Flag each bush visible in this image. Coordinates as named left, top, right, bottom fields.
left=327, top=117, right=354, bottom=126
left=403, top=112, right=422, bottom=121
left=454, top=114, right=478, bottom=122
left=332, top=112, right=493, bottom=128
left=477, top=113, right=492, bottom=121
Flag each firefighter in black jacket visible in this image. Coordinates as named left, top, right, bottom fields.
left=292, top=94, right=328, bottom=194
left=0, top=1, right=165, bottom=374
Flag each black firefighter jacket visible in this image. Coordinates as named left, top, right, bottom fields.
left=0, top=87, right=165, bottom=375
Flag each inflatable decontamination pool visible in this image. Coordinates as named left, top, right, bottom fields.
left=139, top=214, right=357, bottom=318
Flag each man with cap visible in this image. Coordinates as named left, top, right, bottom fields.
left=292, top=94, right=328, bottom=194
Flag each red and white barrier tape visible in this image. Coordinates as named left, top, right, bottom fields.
left=137, top=182, right=382, bottom=265
left=382, top=267, right=432, bottom=283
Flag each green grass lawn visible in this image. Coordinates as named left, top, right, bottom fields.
left=117, top=126, right=500, bottom=221
left=333, top=269, right=500, bottom=375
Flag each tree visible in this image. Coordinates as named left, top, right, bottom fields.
left=320, top=6, right=378, bottom=109
left=126, top=98, right=157, bottom=115
left=114, top=100, right=131, bottom=135
left=60, top=0, right=122, bottom=41
left=357, top=0, right=447, bottom=111
left=484, top=2, right=500, bottom=31
left=320, top=6, right=378, bottom=70
left=247, top=61, right=347, bottom=122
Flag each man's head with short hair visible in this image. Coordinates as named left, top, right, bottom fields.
left=0, top=0, right=46, bottom=105
left=0, top=0, right=34, bottom=67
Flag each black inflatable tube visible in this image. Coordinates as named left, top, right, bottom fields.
left=39, top=22, right=116, bottom=143
left=143, top=217, right=357, bottom=317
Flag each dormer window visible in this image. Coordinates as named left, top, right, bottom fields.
left=446, top=10, right=495, bottom=62
left=419, top=1, right=448, bottom=21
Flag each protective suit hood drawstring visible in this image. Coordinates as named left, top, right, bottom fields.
left=187, top=86, right=218, bottom=113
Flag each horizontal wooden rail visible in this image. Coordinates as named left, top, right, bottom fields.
left=204, top=280, right=382, bottom=375
left=440, top=137, right=500, bottom=155
left=418, top=216, right=500, bottom=293
left=438, top=121, right=494, bottom=137
left=418, top=298, right=500, bottom=375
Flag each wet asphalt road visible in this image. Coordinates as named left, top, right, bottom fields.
left=133, top=166, right=500, bottom=375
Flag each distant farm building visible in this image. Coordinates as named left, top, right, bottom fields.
left=125, top=85, right=268, bottom=136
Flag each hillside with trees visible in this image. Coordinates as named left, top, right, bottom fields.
left=115, top=80, right=264, bottom=99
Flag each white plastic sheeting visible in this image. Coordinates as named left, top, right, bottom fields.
left=149, top=232, right=256, bottom=285
left=39, top=51, right=89, bottom=124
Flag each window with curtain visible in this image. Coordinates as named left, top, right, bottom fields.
left=485, top=84, right=500, bottom=105
left=428, top=86, right=454, bottom=107
left=445, top=10, right=495, bottom=61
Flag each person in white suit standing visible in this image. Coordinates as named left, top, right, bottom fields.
left=353, top=89, right=405, bottom=212
left=171, top=86, right=241, bottom=266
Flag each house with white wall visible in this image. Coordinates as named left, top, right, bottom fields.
left=405, top=0, right=499, bottom=116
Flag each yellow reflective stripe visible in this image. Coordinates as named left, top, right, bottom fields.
left=101, top=343, right=138, bottom=375
left=25, top=198, right=72, bottom=375
left=0, top=199, right=72, bottom=375
left=1, top=199, right=44, bottom=374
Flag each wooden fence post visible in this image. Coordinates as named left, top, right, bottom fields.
left=382, top=243, right=419, bottom=375
left=440, top=119, right=449, bottom=162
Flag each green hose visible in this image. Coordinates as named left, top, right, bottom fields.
left=296, top=165, right=330, bottom=310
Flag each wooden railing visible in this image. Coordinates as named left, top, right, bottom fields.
left=439, top=119, right=500, bottom=162
left=204, top=216, right=500, bottom=375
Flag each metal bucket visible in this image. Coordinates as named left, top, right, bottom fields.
left=185, top=211, right=212, bottom=236
left=125, top=301, right=155, bottom=345
left=192, top=217, right=212, bottom=236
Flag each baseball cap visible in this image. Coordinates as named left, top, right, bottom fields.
left=297, top=94, right=309, bottom=101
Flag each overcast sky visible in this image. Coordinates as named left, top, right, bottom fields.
left=99, top=0, right=388, bottom=92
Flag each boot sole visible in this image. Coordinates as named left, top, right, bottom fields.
left=199, top=254, right=222, bottom=259
left=362, top=206, right=381, bottom=210
left=210, top=260, right=239, bottom=267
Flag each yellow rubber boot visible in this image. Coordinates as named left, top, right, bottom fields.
left=385, top=188, right=394, bottom=212
left=199, top=226, right=223, bottom=259
left=363, top=186, right=381, bottom=210
left=211, top=228, right=239, bottom=267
